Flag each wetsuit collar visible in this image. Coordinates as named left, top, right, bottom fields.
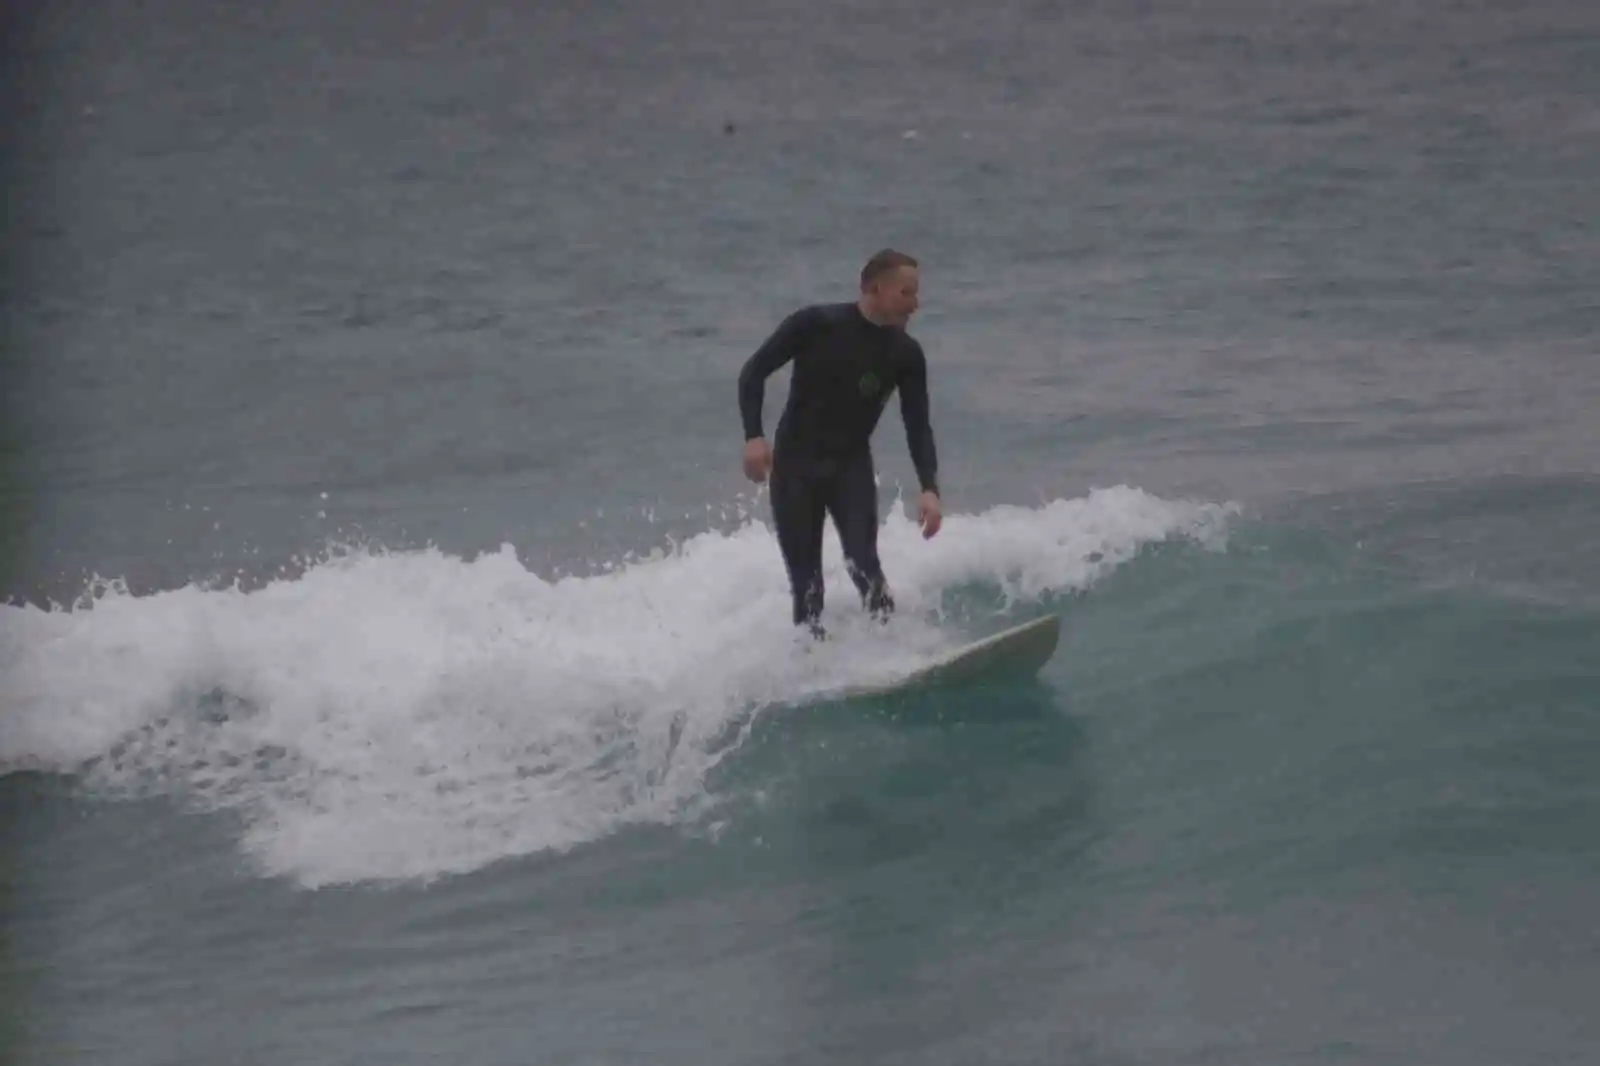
left=853, top=300, right=898, bottom=330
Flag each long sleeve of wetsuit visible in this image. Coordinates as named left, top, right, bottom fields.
left=899, top=345, right=940, bottom=495
left=737, top=308, right=814, bottom=440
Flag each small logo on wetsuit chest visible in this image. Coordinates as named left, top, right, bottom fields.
left=857, top=370, right=882, bottom=397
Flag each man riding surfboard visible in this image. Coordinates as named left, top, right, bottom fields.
left=737, top=249, right=943, bottom=638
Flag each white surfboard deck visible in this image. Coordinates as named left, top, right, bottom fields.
left=834, top=613, right=1062, bottom=700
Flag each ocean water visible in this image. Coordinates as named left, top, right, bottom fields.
left=3, top=0, right=1598, bottom=1063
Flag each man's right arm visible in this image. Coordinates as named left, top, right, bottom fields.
left=737, top=307, right=814, bottom=440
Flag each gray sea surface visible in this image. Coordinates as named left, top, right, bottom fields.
left=3, top=1, right=1598, bottom=1063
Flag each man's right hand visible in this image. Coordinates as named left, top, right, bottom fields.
left=742, top=437, right=773, bottom=483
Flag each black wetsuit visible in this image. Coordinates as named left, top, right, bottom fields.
left=737, top=301, right=939, bottom=632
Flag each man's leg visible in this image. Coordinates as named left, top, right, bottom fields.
left=769, top=460, right=829, bottom=635
left=828, top=451, right=895, bottom=621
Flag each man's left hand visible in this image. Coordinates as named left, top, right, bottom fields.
left=917, top=490, right=942, bottom=539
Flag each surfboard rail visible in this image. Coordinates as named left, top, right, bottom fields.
left=839, top=612, right=1062, bottom=699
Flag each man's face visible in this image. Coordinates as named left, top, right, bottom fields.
left=868, top=266, right=920, bottom=327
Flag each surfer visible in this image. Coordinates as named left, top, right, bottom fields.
left=736, top=248, right=943, bottom=638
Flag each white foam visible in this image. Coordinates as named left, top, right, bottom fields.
left=0, top=485, right=1235, bottom=887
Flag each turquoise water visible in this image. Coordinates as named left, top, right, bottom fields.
left=3, top=1, right=1598, bottom=1063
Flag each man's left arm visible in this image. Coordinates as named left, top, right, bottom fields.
left=898, top=342, right=940, bottom=498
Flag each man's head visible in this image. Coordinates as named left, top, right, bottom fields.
left=858, top=248, right=920, bottom=328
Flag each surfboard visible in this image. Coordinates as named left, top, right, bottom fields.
left=839, top=613, right=1062, bottom=699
